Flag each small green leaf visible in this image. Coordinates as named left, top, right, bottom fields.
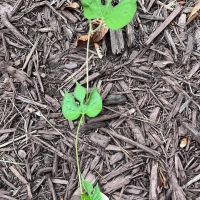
left=80, top=194, right=92, bottom=200
left=81, top=0, right=137, bottom=30
left=82, top=178, right=93, bottom=197
left=74, top=81, right=86, bottom=104
left=85, top=86, right=102, bottom=117
left=62, top=90, right=81, bottom=120
left=91, top=184, right=102, bottom=200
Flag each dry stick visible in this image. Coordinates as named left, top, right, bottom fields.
left=1, top=33, right=9, bottom=61
left=1, top=12, right=32, bottom=45
left=182, top=174, right=200, bottom=188
left=29, top=134, right=75, bottom=163
left=22, top=36, right=41, bottom=70
left=16, top=95, right=48, bottom=109
left=9, top=166, right=33, bottom=199
left=147, top=0, right=156, bottom=11
left=0, top=134, right=26, bottom=148
left=47, top=175, right=57, bottom=200
left=58, top=54, right=94, bottom=90
left=145, top=5, right=182, bottom=46
left=25, top=1, right=68, bottom=25
left=11, top=0, right=24, bottom=16
left=101, top=128, right=161, bottom=156
left=33, top=52, right=44, bottom=92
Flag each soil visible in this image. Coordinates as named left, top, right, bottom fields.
left=0, top=0, right=200, bottom=200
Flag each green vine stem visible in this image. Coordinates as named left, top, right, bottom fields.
left=85, top=19, right=103, bottom=101
left=76, top=18, right=103, bottom=196
left=85, top=20, right=92, bottom=101
left=75, top=114, right=85, bottom=194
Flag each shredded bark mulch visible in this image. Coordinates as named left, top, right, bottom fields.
left=1, top=0, right=200, bottom=199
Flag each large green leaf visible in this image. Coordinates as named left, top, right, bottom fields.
left=62, top=91, right=81, bottom=120
left=82, top=0, right=137, bottom=30
left=104, top=0, right=137, bottom=30
left=85, top=86, right=102, bottom=117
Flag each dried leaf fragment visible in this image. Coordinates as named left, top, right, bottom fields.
left=180, top=137, right=188, bottom=148
left=90, top=19, right=109, bottom=43
left=94, top=43, right=103, bottom=59
left=159, top=169, right=168, bottom=189
left=74, top=19, right=109, bottom=47
left=187, top=1, right=200, bottom=24
left=61, top=2, right=80, bottom=10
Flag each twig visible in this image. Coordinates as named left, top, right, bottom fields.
left=145, top=5, right=182, bottom=45
left=1, top=12, right=32, bottom=45
left=25, top=1, right=68, bottom=25
left=29, top=133, right=75, bottom=163
left=22, top=36, right=41, bottom=70
left=58, top=54, right=94, bottom=90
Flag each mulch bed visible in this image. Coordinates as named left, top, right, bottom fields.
left=1, top=0, right=200, bottom=199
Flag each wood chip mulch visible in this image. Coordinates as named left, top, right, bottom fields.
left=0, top=0, right=200, bottom=200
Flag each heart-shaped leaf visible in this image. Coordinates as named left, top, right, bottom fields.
left=62, top=91, right=81, bottom=120
left=82, top=0, right=137, bottom=30
left=85, top=86, right=102, bottom=117
left=74, top=81, right=86, bottom=104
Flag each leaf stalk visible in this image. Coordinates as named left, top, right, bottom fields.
left=75, top=114, right=85, bottom=194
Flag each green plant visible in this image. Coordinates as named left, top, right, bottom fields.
left=62, top=0, right=137, bottom=199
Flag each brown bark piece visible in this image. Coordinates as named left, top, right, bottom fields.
left=29, top=134, right=75, bottom=163
left=103, top=175, right=131, bottom=193
left=145, top=5, right=182, bottom=45
left=126, top=18, right=136, bottom=47
left=180, top=121, right=200, bottom=144
left=149, top=161, right=158, bottom=200
left=89, top=132, right=110, bottom=148
left=109, top=152, right=124, bottom=165
left=188, top=62, right=200, bottom=79
left=127, top=120, right=146, bottom=145
left=1, top=12, right=31, bottom=45
left=101, top=128, right=160, bottom=156
left=182, top=34, right=194, bottom=65
left=1, top=62, right=32, bottom=85
left=168, top=171, right=186, bottom=200
left=110, top=29, right=124, bottom=54
left=168, top=93, right=184, bottom=120
left=119, top=80, right=143, bottom=116
left=101, top=83, right=113, bottom=100
left=47, top=175, right=57, bottom=200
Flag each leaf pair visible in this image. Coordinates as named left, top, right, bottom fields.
left=62, top=81, right=102, bottom=120
left=82, top=0, right=137, bottom=30
left=81, top=178, right=109, bottom=200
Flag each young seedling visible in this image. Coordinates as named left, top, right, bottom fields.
left=62, top=0, right=137, bottom=199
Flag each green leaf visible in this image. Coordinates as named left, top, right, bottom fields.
left=82, top=0, right=105, bottom=19
left=81, top=194, right=92, bottom=200
left=101, top=192, right=109, bottom=200
left=85, top=86, right=102, bottom=117
left=104, top=0, right=137, bottom=30
left=81, top=0, right=137, bottom=30
left=82, top=178, right=93, bottom=197
left=62, top=90, right=81, bottom=120
left=91, top=184, right=102, bottom=200
left=74, top=81, right=86, bottom=104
